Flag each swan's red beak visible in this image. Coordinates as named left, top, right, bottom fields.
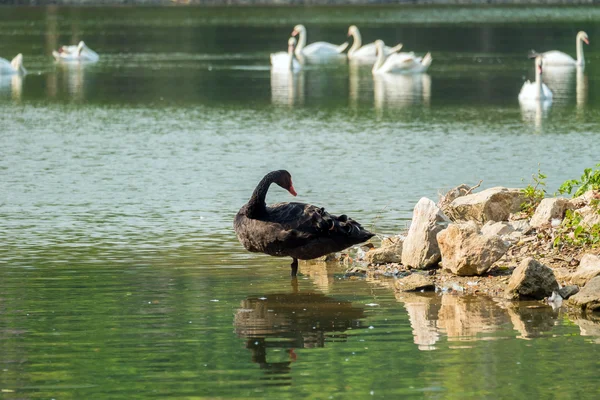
left=292, top=30, right=298, bottom=37
left=583, top=37, right=590, bottom=45
left=288, top=184, right=297, bottom=197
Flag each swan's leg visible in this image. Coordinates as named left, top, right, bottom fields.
left=290, top=258, right=299, bottom=277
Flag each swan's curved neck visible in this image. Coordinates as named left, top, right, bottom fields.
left=349, top=31, right=362, bottom=55
left=295, top=30, right=306, bottom=56
left=535, top=65, right=543, bottom=98
left=287, top=46, right=294, bottom=70
left=576, top=36, right=585, bottom=66
left=372, top=48, right=384, bottom=73
left=246, top=172, right=277, bottom=217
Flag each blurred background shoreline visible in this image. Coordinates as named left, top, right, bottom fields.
left=1, top=0, right=599, bottom=7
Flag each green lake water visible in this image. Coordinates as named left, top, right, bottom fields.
left=1, top=5, right=600, bottom=399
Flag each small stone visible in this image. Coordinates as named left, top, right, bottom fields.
left=481, top=221, right=515, bottom=237
left=508, top=220, right=532, bottom=234
left=394, top=273, right=435, bottom=292
left=506, top=257, right=559, bottom=300
left=365, top=240, right=403, bottom=265
left=529, top=198, right=571, bottom=229
left=557, top=285, right=579, bottom=300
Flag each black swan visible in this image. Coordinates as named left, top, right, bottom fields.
left=234, top=170, right=374, bottom=276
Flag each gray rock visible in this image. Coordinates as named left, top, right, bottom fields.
left=529, top=198, right=571, bottom=229
left=508, top=220, right=532, bottom=234
left=506, top=257, right=559, bottom=300
left=446, top=187, right=524, bottom=224
left=569, top=276, right=600, bottom=312
left=394, top=273, right=435, bottom=292
left=401, top=197, right=448, bottom=269
left=437, top=221, right=509, bottom=276
left=481, top=221, right=515, bottom=237
left=557, top=285, right=579, bottom=299
left=571, top=254, right=600, bottom=286
left=365, top=240, right=403, bottom=265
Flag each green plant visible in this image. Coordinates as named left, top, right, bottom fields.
left=553, top=209, right=600, bottom=248
left=520, top=169, right=547, bottom=216
left=558, top=163, right=600, bottom=197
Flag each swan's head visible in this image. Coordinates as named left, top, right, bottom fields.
left=11, top=53, right=24, bottom=73
left=77, top=41, right=86, bottom=55
left=287, top=37, right=297, bottom=52
left=578, top=31, right=589, bottom=45
left=535, top=55, right=544, bottom=75
left=292, top=25, right=305, bottom=37
left=274, top=170, right=297, bottom=197
left=348, top=25, right=358, bottom=37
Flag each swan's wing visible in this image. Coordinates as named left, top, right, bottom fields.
left=303, top=41, right=347, bottom=56
left=0, top=57, right=15, bottom=74
left=381, top=53, right=418, bottom=72
left=270, top=51, right=288, bottom=65
left=352, top=43, right=377, bottom=58
left=518, top=81, right=534, bottom=100
left=542, top=50, right=576, bottom=65
left=81, top=46, right=99, bottom=61
left=266, top=202, right=369, bottom=241
left=542, top=83, right=553, bottom=100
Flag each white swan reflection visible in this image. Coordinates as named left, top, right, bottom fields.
left=270, top=70, right=304, bottom=107
left=0, top=73, right=24, bottom=102
left=519, top=98, right=552, bottom=129
left=540, top=64, right=587, bottom=110
left=373, top=73, right=431, bottom=110
left=576, top=66, right=587, bottom=110
left=49, top=62, right=93, bottom=101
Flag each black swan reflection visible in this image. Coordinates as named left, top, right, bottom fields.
left=234, top=291, right=365, bottom=379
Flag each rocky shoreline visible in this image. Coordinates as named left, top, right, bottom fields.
left=313, top=183, right=600, bottom=315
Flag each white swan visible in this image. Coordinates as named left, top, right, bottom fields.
left=347, top=25, right=403, bottom=61
left=539, top=31, right=589, bottom=66
left=518, top=55, right=553, bottom=102
left=270, top=37, right=302, bottom=72
left=372, top=40, right=432, bottom=74
left=0, top=54, right=26, bottom=75
left=52, top=41, right=99, bottom=62
left=291, top=24, right=348, bottom=59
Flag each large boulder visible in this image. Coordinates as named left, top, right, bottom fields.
left=506, top=258, right=559, bottom=300
left=437, top=221, right=509, bottom=276
left=401, top=198, right=448, bottom=269
left=365, top=239, right=403, bottom=265
left=569, top=276, right=600, bottom=312
left=394, top=273, right=435, bottom=292
left=529, top=198, right=571, bottom=229
left=445, top=187, right=524, bottom=224
left=571, top=254, right=600, bottom=286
